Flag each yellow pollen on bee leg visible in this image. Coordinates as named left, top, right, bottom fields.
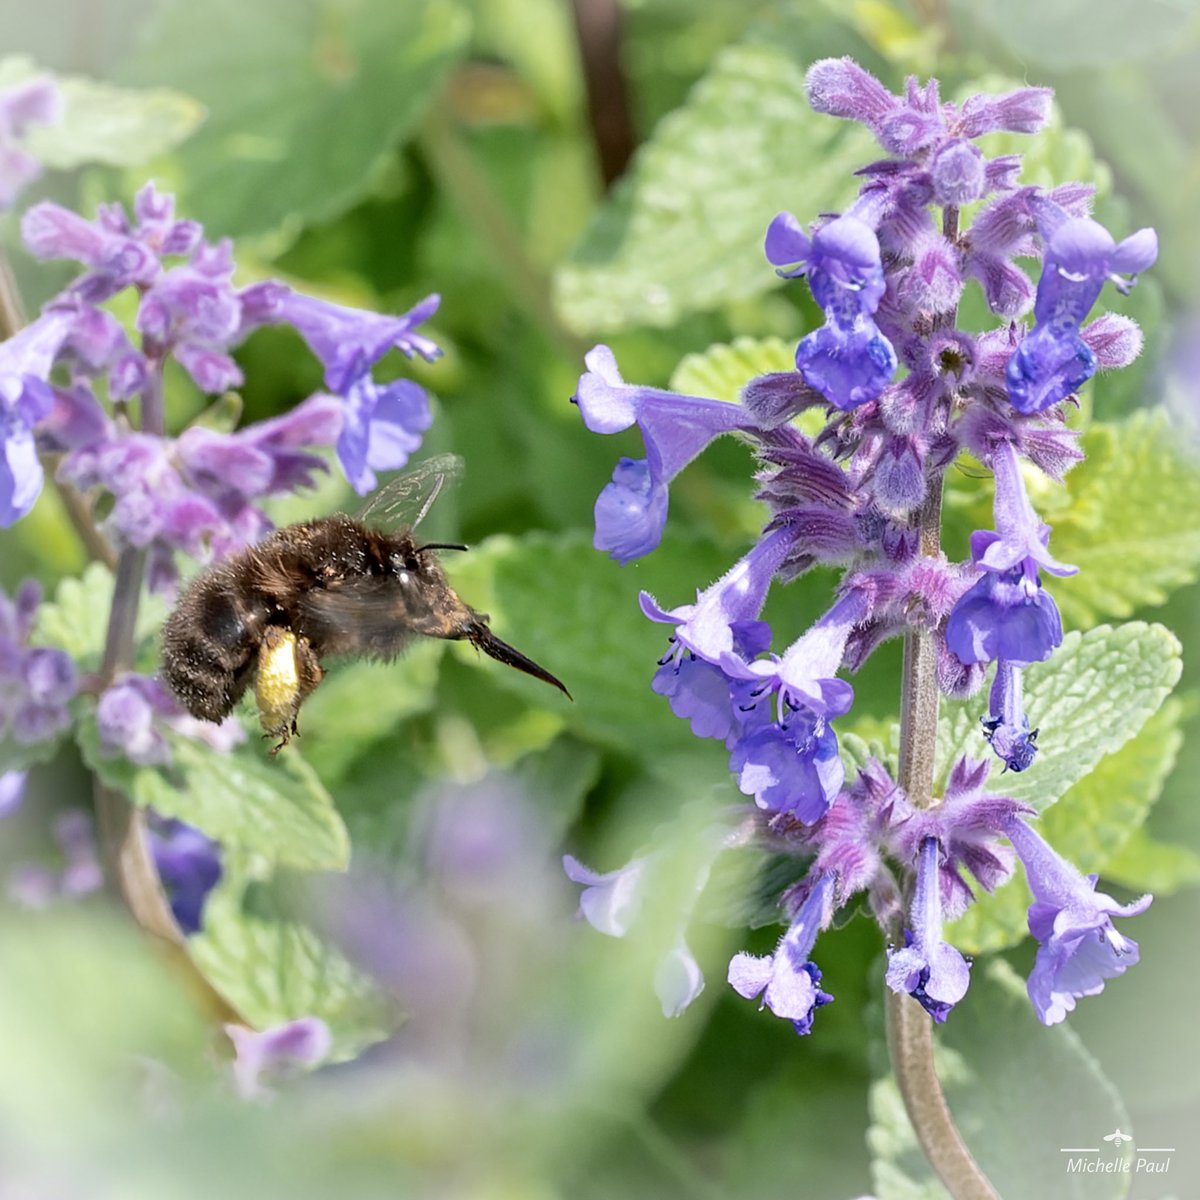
left=255, top=627, right=302, bottom=737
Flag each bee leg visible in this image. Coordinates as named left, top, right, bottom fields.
left=254, top=627, right=324, bottom=755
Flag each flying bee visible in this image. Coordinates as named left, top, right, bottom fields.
left=160, top=455, right=569, bottom=752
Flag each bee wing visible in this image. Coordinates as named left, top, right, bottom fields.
left=356, top=453, right=464, bottom=534
left=299, top=577, right=420, bottom=656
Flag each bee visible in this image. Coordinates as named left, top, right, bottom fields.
left=160, top=455, right=569, bottom=751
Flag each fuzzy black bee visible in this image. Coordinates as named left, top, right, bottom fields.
left=160, top=455, right=568, bottom=751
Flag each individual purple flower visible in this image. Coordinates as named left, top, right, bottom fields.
left=886, top=838, right=971, bottom=1022
left=1004, top=816, right=1151, bottom=1026
left=649, top=619, right=771, bottom=743
left=638, top=524, right=795, bottom=663
left=1006, top=200, right=1157, bottom=414
left=562, top=853, right=649, bottom=936
left=0, top=308, right=81, bottom=525
left=981, top=660, right=1039, bottom=772
left=250, top=288, right=441, bottom=494
left=728, top=872, right=835, bottom=1035
left=574, top=344, right=750, bottom=562
left=728, top=714, right=844, bottom=824
left=96, top=674, right=178, bottom=766
left=224, top=1018, right=332, bottom=1100
left=765, top=213, right=897, bottom=410
left=945, top=440, right=1076, bottom=665
left=146, top=815, right=222, bottom=935
left=0, top=75, right=62, bottom=211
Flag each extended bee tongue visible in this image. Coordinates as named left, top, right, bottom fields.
left=467, top=623, right=571, bottom=699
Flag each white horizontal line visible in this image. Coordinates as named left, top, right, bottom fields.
left=1059, top=1148, right=1099, bottom=1153
left=1137, top=1148, right=1174, bottom=1153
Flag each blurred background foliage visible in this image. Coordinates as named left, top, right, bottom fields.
left=2, top=0, right=1199, bottom=1197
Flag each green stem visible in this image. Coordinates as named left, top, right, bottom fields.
left=416, top=102, right=590, bottom=363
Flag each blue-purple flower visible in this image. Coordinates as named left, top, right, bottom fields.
left=981, top=660, right=1039, bottom=772
left=765, top=213, right=897, bottom=410
left=574, top=345, right=749, bottom=563
left=728, top=873, right=836, bottom=1035
left=945, top=440, right=1076, bottom=665
left=562, top=853, right=649, bottom=937
left=886, top=838, right=971, bottom=1021
left=1005, top=816, right=1151, bottom=1025
left=1006, top=200, right=1156, bottom=414
left=146, top=816, right=222, bottom=935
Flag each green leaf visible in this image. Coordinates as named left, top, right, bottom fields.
left=33, top=562, right=167, bottom=673
left=948, top=695, right=1183, bottom=955
left=669, top=335, right=795, bottom=401
left=0, top=55, right=202, bottom=169
left=77, top=715, right=349, bottom=872
left=554, top=41, right=875, bottom=333
left=933, top=622, right=1182, bottom=811
left=870, top=960, right=1131, bottom=1200
left=1103, top=826, right=1200, bottom=895
left=1042, top=411, right=1200, bottom=627
left=191, top=863, right=390, bottom=1058
left=295, top=641, right=445, bottom=783
left=117, top=0, right=471, bottom=238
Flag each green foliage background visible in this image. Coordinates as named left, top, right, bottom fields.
left=2, top=1, right=1199, bottom=1197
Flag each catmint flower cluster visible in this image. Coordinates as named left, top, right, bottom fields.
left=569, top=60, right=1155, bottom=1028
left=5, top=181, right=440, bottom=587
left=0, top=74, right=60, bottom=212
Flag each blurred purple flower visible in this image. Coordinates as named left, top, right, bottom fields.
left=8, top=809, right=102, bottom=908
left=0, top=75, right=61, bottom=210
left=655, top=937, right=705, bottom=1018
left=0, top=580, right=77, bottom=745
left=97, top=674, right=177, bottom=765
left=562, top=853, right=649, bottom=937
left=146, top=816, right=222, bottom=935
left=225, top=1018, right=332, bottom=1100
left=0, top=770, right=26, bottom=818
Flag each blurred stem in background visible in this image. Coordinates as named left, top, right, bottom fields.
left=570, top=0, right=636, bottom=189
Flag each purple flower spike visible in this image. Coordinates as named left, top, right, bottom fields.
left=146, top=815, right=222, bottom=935
left=1005, top=816, right=1151, bottom=1026
left=1007, top=202, right=1157, bottom=413
left=982, top=660, right=1039, bottom=773
left=769, top=215, right=896, bottom=411
left=574, top=345, right=749, bottom=562
left=946, top=441, right=1075, bottom=666
left=563, top=853, right=648, bottom=937
left=225, top=1017, right=332, bottom=1100
left=886, top=838, right=971, bottom=1022
left=0, top=76, right=61, bottom=210
left=728, top=872, right=836, bottom=1035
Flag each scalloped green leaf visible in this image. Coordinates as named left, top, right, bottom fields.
left=948, top=695, right=1183, bottom=956
left=1043, top=411, right=1200, bottom=627
left=191, top=863, right=390, bottom=1059
left=33, top=563, right=167, bottom=673
left=0, top=55, right=203, bottom=169
left=1103, top=825, right=1200, bottom=895
left=117, top=0, right=471, bottom=238
left=554, top=41, right=875, bottom=333
left=669, top=336, right=795, bottom=402
left=77, top=715, right=349, bottom=872
left=870, top=959, right=1130, bottom=1200
left=933, top=622, right=1182, bottom=810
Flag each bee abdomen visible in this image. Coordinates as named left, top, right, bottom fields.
left=160, top=576, right=265, bottom=721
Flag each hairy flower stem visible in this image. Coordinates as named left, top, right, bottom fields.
left=0, top=247, right=116, bottom=567
left=887, top=200, right=998, bottom=1200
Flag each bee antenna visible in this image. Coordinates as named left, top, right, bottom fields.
left=417, top=542, right=469, bottom=554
